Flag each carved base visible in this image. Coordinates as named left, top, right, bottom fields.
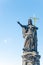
left=22, top=51, right=40, bottom=65
left=23, top=47, right=37, bottom=52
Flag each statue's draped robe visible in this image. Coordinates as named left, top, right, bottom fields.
left=22, top=25, right=37, bottom=51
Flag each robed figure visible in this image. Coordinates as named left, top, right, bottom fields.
left=17, top=19, right=38, bottom=52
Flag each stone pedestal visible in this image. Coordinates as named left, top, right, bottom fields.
left=22, top=51, right=40, bottom=65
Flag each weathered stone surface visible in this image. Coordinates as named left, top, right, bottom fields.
left=18, top=19, right=41, bottom=65
left=18, top=19, right=38, bottom=52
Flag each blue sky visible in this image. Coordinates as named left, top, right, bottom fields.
left=0, top=0, right=43, bottom=65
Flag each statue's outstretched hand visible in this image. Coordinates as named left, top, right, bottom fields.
left=17, top=21, right=20, bottom=24
left=17, top=21, right=23, bottom=27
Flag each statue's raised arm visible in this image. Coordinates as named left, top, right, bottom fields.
left=17, top=21, right=28, bottom=38
left=17, top=21, right=28, bottom=29
left=17, top=21, right=23, bottom=27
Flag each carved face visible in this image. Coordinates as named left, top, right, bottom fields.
left=28, top=19, right=32, bottom=25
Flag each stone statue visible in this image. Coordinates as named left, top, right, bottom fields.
left=17, top=19, right=38, bottom=52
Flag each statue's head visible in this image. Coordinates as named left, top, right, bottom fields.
left=28, top=19, right=32, bottom=25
